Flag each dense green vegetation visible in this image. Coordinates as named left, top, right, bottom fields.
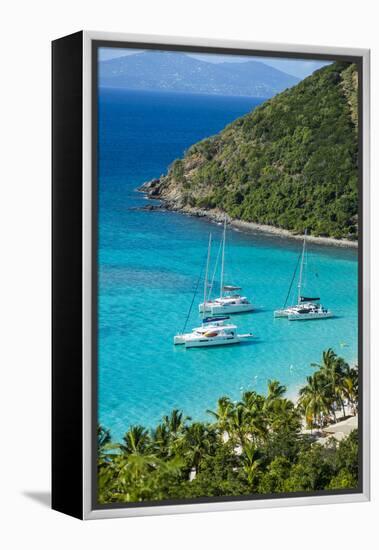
left=153, top=62, right=358, bottom=240
left=98, top=350, right=359, bottom=503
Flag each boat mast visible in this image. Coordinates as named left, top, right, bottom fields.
left=297, top=228, right=307, bottom=304
left=220, top=217, right=226, bottom=298
left=203, top=233, right=212, bottom=321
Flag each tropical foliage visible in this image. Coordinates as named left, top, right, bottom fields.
left=151, top=62, right=358, bottom=240
left=98, top=350, right=359, bottom=503
left=298, top=349, right=359, bottom=428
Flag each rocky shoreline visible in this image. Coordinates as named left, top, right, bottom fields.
left=138, top=179, right=358, bottom=249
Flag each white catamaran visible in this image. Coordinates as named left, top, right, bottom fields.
left=174, top=234, right=254, bottom=348
left=198, top=219, right=254, bottom=315
left=274, top=230, right=333, bottom=321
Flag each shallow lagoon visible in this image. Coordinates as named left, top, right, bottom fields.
left=98, top=89, right=358, bottom=439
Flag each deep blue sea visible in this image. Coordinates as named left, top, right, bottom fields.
left=98, top=88, right=358, bottom=440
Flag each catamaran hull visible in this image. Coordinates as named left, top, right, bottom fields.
left=288, top=312, right=334, bottom=321
left=174, top=333, right=253, bottom=347
left=199, top=303, right=254, bottom=314
left=274, top=309, right=290, bottom=318
left=185, top=336, right=241, bottom=348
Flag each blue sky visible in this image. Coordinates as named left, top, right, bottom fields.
left=98, top=47, right=330, bottom=79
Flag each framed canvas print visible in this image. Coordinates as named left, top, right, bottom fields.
left=52, top=31, right=370, bottom=519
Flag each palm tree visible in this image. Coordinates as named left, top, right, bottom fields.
left=207, top=396, right=234, bottom=438
left=179, top=422, right=216, bottom=475
left=229, top=405, right=249, bottom=447
left=97, top=424, right=118, bottom=467
left=160, top=409, right=190, bottom=457
left=98, top=424, right=111, bottom=449
left=312, top=349, right=339, bottom=390
left=341, top=366, right=359, bottom=415
left=113, top=425, right=173, bottom=502
left=312, top=348, right=347, bottom=421
left=150, top=422, right=171, bottom=458
left=120, top=425, right=150, bottom=455
left=317, top=348, right=337, bottom=369
left=162, top=409, right=189, bottom=437
left=119, top=452, right=157, bottom=478
left=109, top=451, right=162, bottom=502
left=98, top=425, right=158, bottom=503
left=238, top=391, right=268, bottom=444
left=267, top=398, right=300, bottom=433
left=264, top=380, right=292, bottom=431
left=267, top=379, right=286, bottom=401
left=238, top=390, right=261, bottom=410
left=298, top=374, right=330, bottom=430
left=240, top=441, right=261, bottom=488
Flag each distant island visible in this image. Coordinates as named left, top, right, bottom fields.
left=99, top=51, right=300, bottom=98
left=140, top=62, right=358, bottom=244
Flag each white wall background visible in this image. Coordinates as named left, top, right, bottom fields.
left=1, top=0, right=377, bottom=548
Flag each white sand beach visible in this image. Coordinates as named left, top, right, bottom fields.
left=302, top=415, right=358, bottom=446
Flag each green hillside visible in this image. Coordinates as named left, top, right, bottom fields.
left=144, top=62, right=358, bottom=240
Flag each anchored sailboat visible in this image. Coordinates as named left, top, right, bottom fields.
left=274, top=230, right=333, bottom=321
left=198, top=219, right=254, bottom=315
left=174, top=234, right=254, bottom=348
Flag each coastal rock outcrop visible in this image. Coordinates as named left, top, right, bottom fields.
left=139, top=62, right=359, bottom=242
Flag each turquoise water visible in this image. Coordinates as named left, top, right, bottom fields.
left=98, top=89, right=358, bottom=440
